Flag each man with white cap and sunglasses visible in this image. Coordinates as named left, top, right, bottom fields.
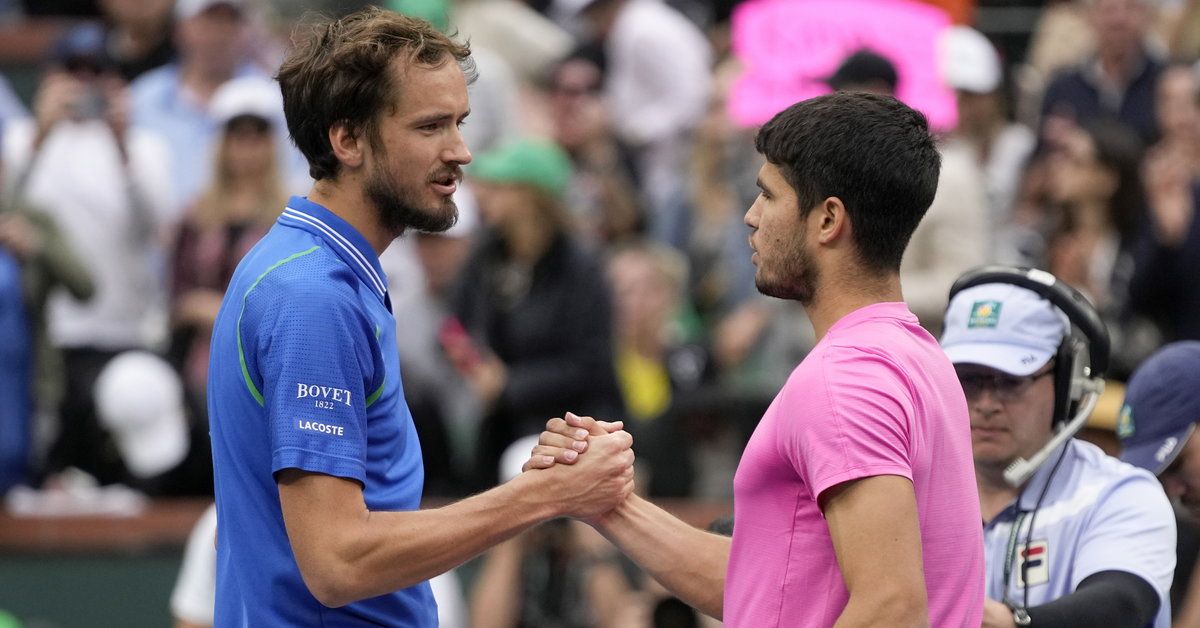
left=941, top=267, right=1174, bottom=628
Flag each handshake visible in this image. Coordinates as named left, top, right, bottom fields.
left=516, top=411, right=637, bottom=524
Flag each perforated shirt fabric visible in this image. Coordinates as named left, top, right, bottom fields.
left=725, top=302, right=985, bottom=626
left=208, top=196, right=435, bottom=626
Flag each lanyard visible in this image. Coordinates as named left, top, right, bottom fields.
left=1002, top=511, right=1029, bottom=595
left=1002, top=511, right=1034, bottom=625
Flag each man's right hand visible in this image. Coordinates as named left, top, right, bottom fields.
left=525, top=412, right=635, bottom=523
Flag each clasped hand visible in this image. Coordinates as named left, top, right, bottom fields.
left=523, top=411, right=636, bottom=523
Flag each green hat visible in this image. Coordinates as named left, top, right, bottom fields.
left=470, top=138, right=574, bottom=197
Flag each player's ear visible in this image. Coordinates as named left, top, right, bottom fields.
left=815, top=196, right=848, bottom=244
left=329, top=121, right=365, bottom=169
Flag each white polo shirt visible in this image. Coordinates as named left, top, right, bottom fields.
left=983, top=438, right=1176, bottom=627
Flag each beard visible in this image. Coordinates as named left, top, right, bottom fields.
left=754, top=226, right=817, bottom=305
left=365, top=161, right=460, bottom=235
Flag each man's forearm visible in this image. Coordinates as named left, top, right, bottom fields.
left=594, top=494, right=730, bottom=619
left=282, top=471, right=563, bottom=607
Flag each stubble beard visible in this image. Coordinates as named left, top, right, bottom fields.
left=365, top=163, right=460, bottom=236
left=754, top=230, right=817, bottom=305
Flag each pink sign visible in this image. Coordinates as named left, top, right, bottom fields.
left=729, top=0, right=956, bottom=130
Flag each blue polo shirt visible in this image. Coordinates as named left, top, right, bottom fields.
left=983, top=439, right=1175, bottom=627
left=208, top=196, right=434, bottom=626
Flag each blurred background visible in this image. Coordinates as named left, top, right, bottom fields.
left=0, top=0, right=1195, bottom=625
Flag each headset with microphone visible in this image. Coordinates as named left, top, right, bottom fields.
left=948, top=265, right=1111, bottom=487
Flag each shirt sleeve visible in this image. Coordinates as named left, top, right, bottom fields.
left=1071, top=471, right=1177, bottom=605
left=783, top=345, right=917, bottom=501
left=245, top=266, right=380, bottom=483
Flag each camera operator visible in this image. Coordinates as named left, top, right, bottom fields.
left=2, top=21, right=175, bottom=489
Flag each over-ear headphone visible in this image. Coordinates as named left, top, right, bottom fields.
left=949, top=265, right=1110, bottom=425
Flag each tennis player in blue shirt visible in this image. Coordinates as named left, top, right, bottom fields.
left=206, top=8, right=634, bottom=626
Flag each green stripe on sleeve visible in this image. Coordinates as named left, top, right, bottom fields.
left=236, top=246, right=322, bottom=406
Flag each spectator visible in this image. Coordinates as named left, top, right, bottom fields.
left=1149, top=62, right=1200, bottom=180
left=688, top=50, right=808, bottom=450
left=450, top=137, right=625, bottom=489
left=129, top=0, right=275, bottom=213
left=938, top=25, right=1039, bottom=266
left=548, top=45, right=643, bottom=245
left=2, top=21, right=174, bottom=486
left=1038, top=0, right=1164, bottom=148
left=1013, top=0, right=1094, bottom=129
left=1126, top=63, right=1200, bottom=347
left=454, top=0, right=575, bottom=85
left=98, top=0, right=176, bottom=81
left=567, top=0, right=712, bottom=246
left=942, top=267, right=1174, bottom=627
left=0, top=170, right=94, bottom=494
left=1118, top=341, right=1200, bottom=624
left=687, top=50, right=761, bottom=321
left=606, top=240, right=711, bottom=497
left=823, top=49, right=899, bottom=96
left=1042, top=118, right=1151, bottom=377
left=168, top=75, right=284, bottom=408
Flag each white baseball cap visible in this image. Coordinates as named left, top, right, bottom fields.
left=938, top=25, right=1002, bottom=94
left=940, top=282, right=1069, bottom=376
left=95, top=351, right=189, bottom=479
left=210, top=76, right=283, bottom=127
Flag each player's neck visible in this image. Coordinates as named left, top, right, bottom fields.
left=805, top=268, right=903, bottom=341
left=306, top=179, right=397, bottom=256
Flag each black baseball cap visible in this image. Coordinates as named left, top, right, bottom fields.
left=825, top=49, right=898, bottom=92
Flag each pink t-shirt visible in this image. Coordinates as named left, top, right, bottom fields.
left=724, top=302, right=983, bottom=627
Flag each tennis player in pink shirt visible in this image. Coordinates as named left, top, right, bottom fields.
left=527, top=92, right=984, bottom=627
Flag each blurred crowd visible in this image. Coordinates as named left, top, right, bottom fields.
left=1, top=0, right=1200, bottom=625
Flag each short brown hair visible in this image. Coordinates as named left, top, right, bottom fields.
left=277, top=6, right=474, bottom=181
